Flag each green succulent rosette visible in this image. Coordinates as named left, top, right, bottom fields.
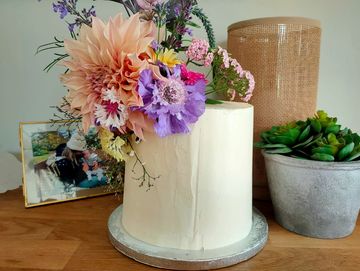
left=255, top=111, right=360, bottom=162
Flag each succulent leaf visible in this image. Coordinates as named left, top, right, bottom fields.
left=303, top=133, right=323, bottom=148
left=262, top=144, right=288, bottom=149
left=290, top=155, right=308, bottom=160
left=296, top=120, right=307, bottom=127
left=325, top=125, right=340, bottom=135
left=311, top=153, right=335, bottom=161
left=260, top=132, right=271, bottom=144
left=338, top=142, right=355, bottom=161
left=316, top=110, right=337, bottom=128
left=338, top=128, right=349, bottom=137
left=327, top=133, right=338, bottom=144
left=352, top=133, right=360, bottom=145
left=311, top=119, right=321, bottom=133
left=293, top=135, right=314, bottom=149
left=254, top=142, right=266, bottom=148
left=268, top=136, right=295, bottom=145
left=345, top=151, right=360, bottom=161
left=265, top=147, right=293, bottom=154
left=312, top=145, right=337, bottom=156
left=344, top=134, right=354, bottom=144
left=298, top=125, right=311, bottom=142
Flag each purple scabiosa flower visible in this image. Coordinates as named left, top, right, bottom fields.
left=137, top=65, right=206, bottom=137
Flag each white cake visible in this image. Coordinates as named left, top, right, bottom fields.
left=122, top=101, right=253, bottom=250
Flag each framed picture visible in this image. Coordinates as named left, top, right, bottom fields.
left=20, top=121, right=117, bottom=208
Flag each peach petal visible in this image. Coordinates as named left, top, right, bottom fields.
left=61, top=13, right=157, bottom=136
left=127, top=110, right=154, bottom=139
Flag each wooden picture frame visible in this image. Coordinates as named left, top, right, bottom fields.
left=19, top=121, right=116, bottom=208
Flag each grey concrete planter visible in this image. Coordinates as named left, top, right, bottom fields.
left=262, top=151, right=360, bottom=239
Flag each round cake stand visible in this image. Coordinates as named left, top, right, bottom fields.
left=108, top=205, right=268, bottom=270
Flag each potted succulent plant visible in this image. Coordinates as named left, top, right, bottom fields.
left=256, top=111, right=360, bottom=238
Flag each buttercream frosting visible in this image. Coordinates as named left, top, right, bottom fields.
left=122, top=101, right=254, bottom=250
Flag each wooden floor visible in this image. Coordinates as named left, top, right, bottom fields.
left=0, top=189, right=359, bottom=271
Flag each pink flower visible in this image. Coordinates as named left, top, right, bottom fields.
left=204, top=52, right=214, bottom=67
left=242, top=71, right=255, bottom=102
left=217, top=46, right=230, bottom=68
left=186, top=39, right=210, bottom=62
left=228, top=89, right=236, bottom=101
left=230, top=58, right=243, bottom=74
left=215, top=46, right=255, bottom=102
left=180, top=64, right=206, bottom=86
left=136, top=0, right=163, bottom=10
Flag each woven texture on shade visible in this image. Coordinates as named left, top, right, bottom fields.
left=227, top=17, right=321, bottom=200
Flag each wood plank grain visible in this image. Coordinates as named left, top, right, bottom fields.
left=226, top=247, right=360, bottom=271
left=0, top=188, right=358, bottom=271
left=0, top=219, right=58, bottom=240
left=0, top=189, right=120, bottom=222
left=46, top=219, right=111, bottom=243
left=268, top=223, right=360, bottom=249
left=0, top=240, right=80, bottom=270
left=63, top=244, right=161, bottom=271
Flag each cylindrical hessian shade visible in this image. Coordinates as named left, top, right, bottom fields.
left=228, top=17, right=321, bottom=199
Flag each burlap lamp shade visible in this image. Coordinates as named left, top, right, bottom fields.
left=227, top=17, right=321, bottom=199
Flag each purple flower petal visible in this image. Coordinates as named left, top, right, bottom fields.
left=169, top=115, right=190, bottom=134
left=136, top=65, right=206, bottom=137
left=154, top=114, right=172, bottom=137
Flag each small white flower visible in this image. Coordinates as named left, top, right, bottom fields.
left=94, top=102, right=128, bottom=129
left=102, top=88, right=120, bottom=103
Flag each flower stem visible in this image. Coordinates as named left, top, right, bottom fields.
left=205, top=89, right=218, bottom=95
left=205, top=67, right=213, bottom=78
left=128, top=140, right=160, bottom=191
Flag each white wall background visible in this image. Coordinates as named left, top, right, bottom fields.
left=0, top=0, right=359, bottom=154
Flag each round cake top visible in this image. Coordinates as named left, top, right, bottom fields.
left=206, top=101, right=253, bottom=111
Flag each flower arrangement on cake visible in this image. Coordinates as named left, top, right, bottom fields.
left=38, top=0, right=255, bottom=190
left=38, top=2, right=266, bottom=265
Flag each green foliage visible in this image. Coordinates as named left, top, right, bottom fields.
left=256, top=111, right=360, bottom=162
left=192, top=6, right=216, bottom=49
left=36, top=37, right=69, bottom=72
left=31, top=132, right=66, bottom=157
left=85, top=128, right=101, bottom=149
left=205, top=98, right=223, bottom=104
left=160, top=1, right=216, bottom=52
left=103, top=157, right=125, bottom=194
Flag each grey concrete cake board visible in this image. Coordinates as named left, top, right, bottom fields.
left=108, top=205, right=268, bottom=270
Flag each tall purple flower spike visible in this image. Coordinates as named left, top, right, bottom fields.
left=50, top=0, right=96, bottom=32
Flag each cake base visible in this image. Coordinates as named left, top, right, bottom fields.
left=108, top=205, right=268, bottom=270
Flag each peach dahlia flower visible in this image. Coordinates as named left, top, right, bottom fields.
left=61, top=13, right=157, bottom=138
